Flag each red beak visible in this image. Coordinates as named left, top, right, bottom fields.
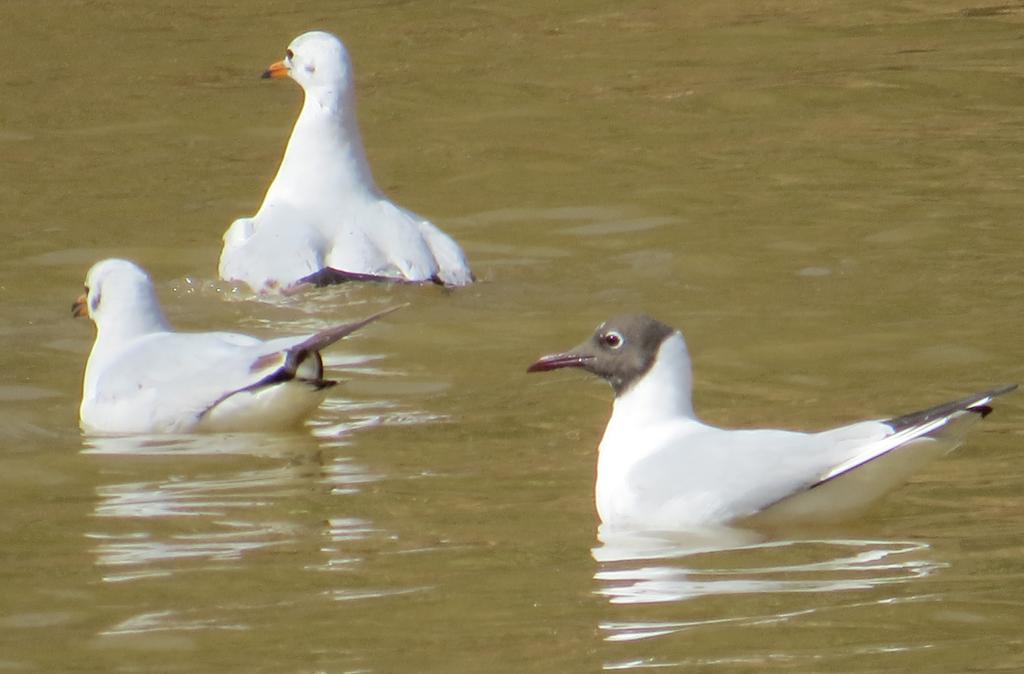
left=527, top=352, right=592, bottom=373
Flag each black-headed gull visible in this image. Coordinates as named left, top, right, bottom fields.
left=219, top=30, right=474, bottom=293
left=528, top=314, right=1015, bottom=530
left=74, top=259, right=401, bottom=434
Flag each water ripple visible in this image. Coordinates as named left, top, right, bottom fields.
left=594, top=529, right=946, bottom=644
left=101, top=609, right=249, bottom=636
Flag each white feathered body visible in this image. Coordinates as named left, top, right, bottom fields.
left=81, top=330, right=330, bottom=434
left=595, top=335, right=985, bottom=530
left=219, top=33, right=472, bottom=291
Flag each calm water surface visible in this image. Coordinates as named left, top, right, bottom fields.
left=2, top=1, right=1024, bottom=671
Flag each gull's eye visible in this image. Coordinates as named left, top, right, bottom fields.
left=88, top=286, right=101, bottom=313
left=601, top=331, right=624, bottom=349
left=285, top=48, right=294, bottom=61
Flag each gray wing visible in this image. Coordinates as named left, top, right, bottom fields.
left=750, top=385, right=1017, bottom=524
left=89, top=307, right=403, bottom=430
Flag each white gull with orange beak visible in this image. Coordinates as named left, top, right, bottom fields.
left=528, top=315, right=1015, bottom=531
left=219, top=31, right=473, bottom=292
left=74, top=259, right=401, bottom=434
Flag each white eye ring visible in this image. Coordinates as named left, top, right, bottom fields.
left=602, top=331, right=624, bottom=349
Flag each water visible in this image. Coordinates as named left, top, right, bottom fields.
left=2, top=1, right=1024, bottom=671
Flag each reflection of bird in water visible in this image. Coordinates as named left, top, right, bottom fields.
left=530, top=314, right=1015, bottom=530
left=84, top=433, right=382, bottom=583
left=594, top=529, right=942, bottom=645
left=73, top=259, right=400, bottom=434
left=219, top=31, right=473, bottom=292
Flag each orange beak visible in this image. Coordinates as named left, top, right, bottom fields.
left=261, top=60, right=289, bottom=80
left=72, top=293, right=88, bottom=318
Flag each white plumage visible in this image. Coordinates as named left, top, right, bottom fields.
left=219, top=31, right=473, bottom=292
left=529, top=314, right=1015, bottom=531
left=74, top=259, right=399, bottom=434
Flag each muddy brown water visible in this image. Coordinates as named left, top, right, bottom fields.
left=2, top=1, right=1023, bottom=671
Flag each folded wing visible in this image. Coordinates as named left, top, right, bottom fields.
left=85, top=306, right=401, bottom=433
left=749, top=384, right=1017, bottom=524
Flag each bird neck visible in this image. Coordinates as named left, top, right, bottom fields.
left=94, top=294, right=170, bottom=346
left=595, top=334, right=699, bottom=526
left=260, top=85, right=379, bottom=209
left=84, top=294, right=170, bottom=399
left=609, top=334, right=697, bottom=428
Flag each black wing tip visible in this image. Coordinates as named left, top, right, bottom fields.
left=300, top=267, right=429, bottom=287
left=971, top=404, right=995, bottom=419
left=281, top=303, right=406, bottom=373
left=985, top=383, right=1018, bottom=398
left=886, top=384, right=1017, bottom=432
left=298, top=267, right=475, bottom=288
left=967, top=383, right=1018, bottom=417
left=310, top=378, right=337, bottom=391
left=966, top=383, right=1018, bottom=418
